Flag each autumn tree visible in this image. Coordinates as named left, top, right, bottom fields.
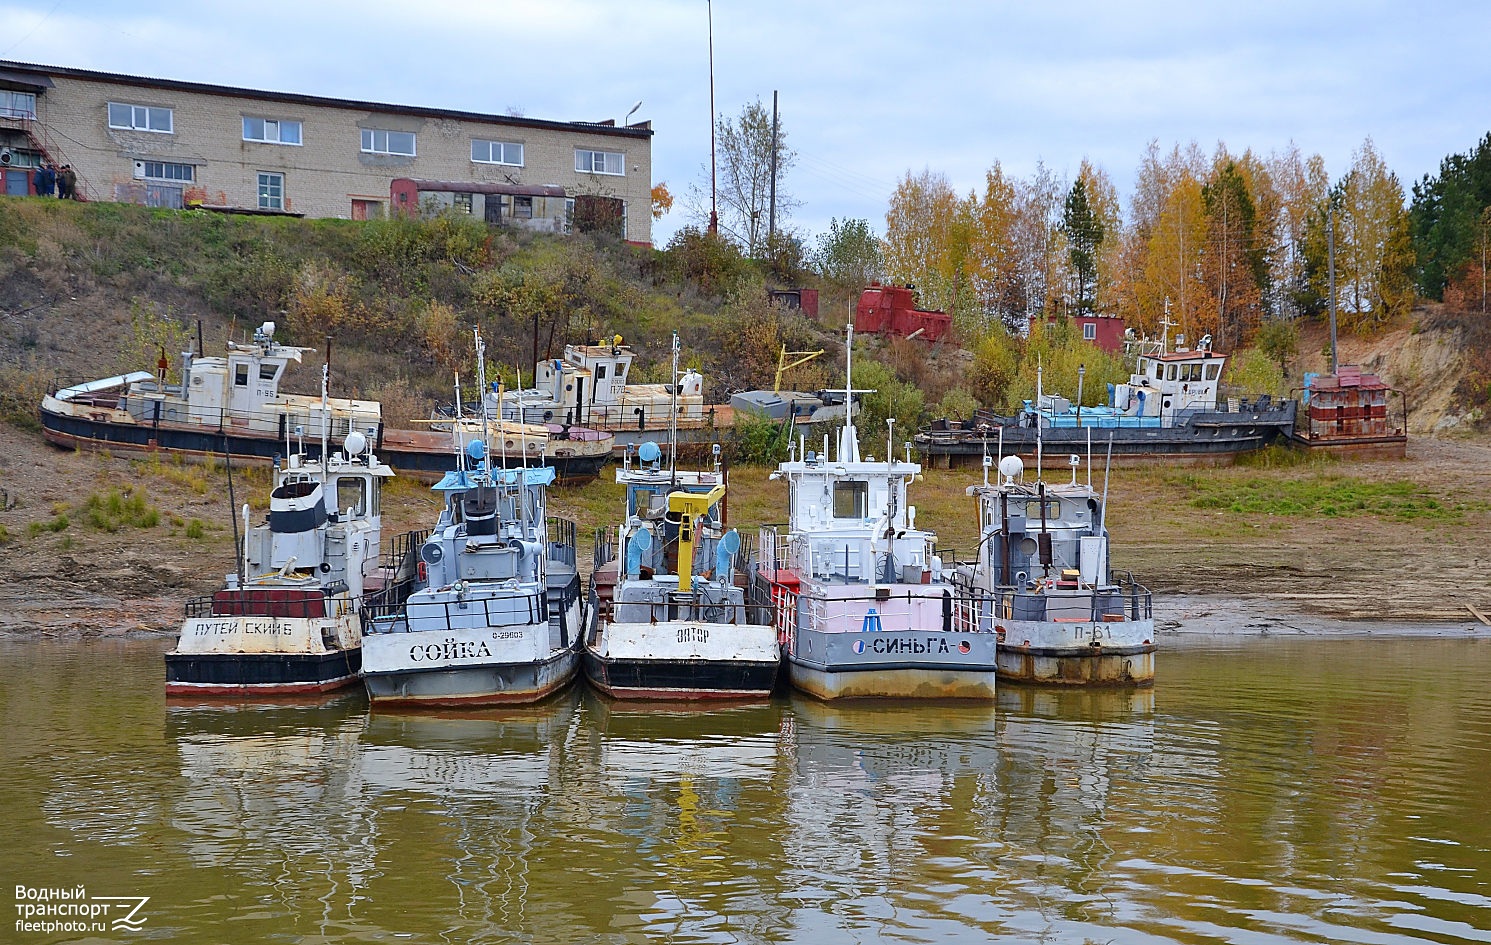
left=1199, top=157, right=1269, bottom=349
left=1121, top=141, right=1207, bottom=339
left=883, top=169, right=976, bottom=322
left=1303, top=139, right=1414, bottom=334
left=650, top=182, right=674, bottom=220
left=968, top=163, right=1021, bottom=332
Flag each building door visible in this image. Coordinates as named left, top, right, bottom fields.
left=351, top=199, right=383, bottom=220
left=144, top=183, right=183, bottom=209
left=4, top=169, right=28, bottom=196
left=484, top=195, right=504, bottom=225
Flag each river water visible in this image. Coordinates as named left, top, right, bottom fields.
left=4, top=635, right=1489, bottom=944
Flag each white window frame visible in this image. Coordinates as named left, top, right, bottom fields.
left=361, top=128, right=416, bottom=156
left=243, top=117, right=302, bottom=146
left=0, top=90, right=36, bottom=119
left=257, top=172, right=284, bottom=211
left=471, top=139, right=524, bottom=166
left=575, top=149, right=624, bottom=176
left=1082, top=322, right=1097, bottom=341
left=142, top=161, right=194, bottom=182
left=108, top=102, right=173, bottom=134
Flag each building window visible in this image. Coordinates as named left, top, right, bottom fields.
left=0, top=90, right=36, bottom=119
left=141, top=161, right=194, bottom=182
left=257, top=172, right=284, bottom=210
left=512, top=195, right=533, bottom=219
left=575, top=149, right=623, bottom=175
left=243, top=117, right=302, bottom=145
left=108, top=102, right=173, bottom=133
left=1083, top=322, right=1096, bottom=341
left=361, top=129, right=416, bottom=156
left=452, top=193, right=473, bottom=214
left=471, top=139, right=523, bottom=166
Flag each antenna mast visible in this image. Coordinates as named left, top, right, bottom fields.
left=707, top=0, right=718, bottom=235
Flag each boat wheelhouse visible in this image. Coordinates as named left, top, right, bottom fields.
left=755, top=327, right=997, bottom=700
left=952, top=452, right=1155, bottom=686
left=165, top=429, right=394, bottom=696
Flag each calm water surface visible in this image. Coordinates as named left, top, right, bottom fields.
left=3, top=636, right=1489, bottom=944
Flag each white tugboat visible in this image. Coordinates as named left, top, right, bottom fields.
left=951, top=444, right=1155, bottom=686
left=360, top=332, right=583, bottom=707
left=583, top=334, right=779, bottom=700
left=755, top=326, right=997, bottom=700
left=166, top=405, right=395, bottom=696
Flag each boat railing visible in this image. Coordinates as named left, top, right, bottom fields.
left=982, top=573, right=1153, bottom=623
left=362, top=587, right=548, bottom=633
left=801, top=587, right=992, bottom=635
left=755, top=525, right=782, bottom=572
left=546, top=516, right=577, bottom=568
left=592, top=527, right=616, bottom=569
left=606, top=595, right=778, bottom=627
left=186, top=588, right=350, bottom=619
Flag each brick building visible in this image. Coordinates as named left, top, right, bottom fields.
left=0, top=60, right=654, bottom=243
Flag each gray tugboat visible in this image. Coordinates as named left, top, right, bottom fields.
left=950, top=448, right=1155, bottom=686
left=360, top=333, right=583, bottom=707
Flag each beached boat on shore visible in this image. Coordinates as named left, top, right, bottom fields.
left=917, top=330, right=1295, bottom=467
left=39, top=320, right=611, bottom=483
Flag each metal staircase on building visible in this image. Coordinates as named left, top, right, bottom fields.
left=0, top=112, right=92, bottom=200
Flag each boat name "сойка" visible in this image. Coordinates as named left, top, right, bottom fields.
left=408, top=638, right=494, bottom=662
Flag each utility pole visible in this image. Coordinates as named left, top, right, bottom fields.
left=768, top=90, right=779, bottom=245
left=1327, top=211, right=1338, bottom=375
left=707, top=0, right=718, bottom=235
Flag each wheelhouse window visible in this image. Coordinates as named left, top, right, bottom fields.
left=243, top=117, right=302, bottom=145
left=141, top=161, right=193, bottom=182
left=257, top=172, right=284, bottom=210
left=361, top=128, right=416, bottom=156
left=575, top=149, right=623, bottom=175
left=338, top=477, right=367, bottom=517
left=1204, top=362, right=1220, bottom=381
left=108, top=102, right=173, bottom=133
left=1025, top=499, right=1061, bottom=519
left=471, top=139, right=523, bottom=166
left=234, top=365, right=250, bottom=387
left=832, top=481, right=868, bottom=519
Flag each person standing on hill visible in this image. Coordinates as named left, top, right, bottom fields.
left=59, top=165, right=76, bottom=200
left=34, top=162, right=55, bottom=197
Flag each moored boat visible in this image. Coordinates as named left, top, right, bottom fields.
left=583, top=440, right=779, bottom=700
left=754, top=326, right=997, bottom=700
left=951, top=450, right=1155, bottom=686
left=165, top=428, right=394, bottom=696
left=360, top=333, right=583, bottom=707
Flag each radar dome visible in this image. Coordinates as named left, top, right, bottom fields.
left=638, top=441, right=662, bottom=463
left=998, top=455, right=1024, bottom=481
left=343, top=431, right=367, bottom=456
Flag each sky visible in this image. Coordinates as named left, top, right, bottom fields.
left=4, top=0, right=1489, bottom=248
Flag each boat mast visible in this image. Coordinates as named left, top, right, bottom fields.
left=669, top=331, right=680, bottom=483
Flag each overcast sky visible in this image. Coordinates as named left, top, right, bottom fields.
left=5, top=0, right=1488, bottom=246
